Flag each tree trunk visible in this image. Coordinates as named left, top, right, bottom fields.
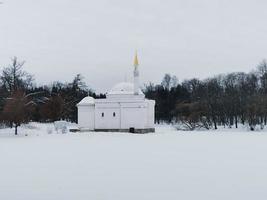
left=213, top=117, right=217, bottom=130
left=241, top=115, right=245, bottom=125
left=15, top=125, right=18, bottom=135
left=235, top=115, right=238, bottom=128
left=230, top=116, right=233, bottom=126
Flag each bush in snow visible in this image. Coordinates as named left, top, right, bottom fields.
left=46, top=127, right=53, bottom=134
left=54, top=121, right=68, bottom=134
left=61, top=126, right=67, bottom=134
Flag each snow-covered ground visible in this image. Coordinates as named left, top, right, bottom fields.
left=1, top=123, right=267, bottom=200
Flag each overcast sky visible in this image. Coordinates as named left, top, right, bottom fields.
left=1, top=0, right=267, bottom=92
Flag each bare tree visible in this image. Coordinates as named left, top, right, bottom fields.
left=0, top=57, right=34, bottom=94
left=2, top=90, right=35, bottom=135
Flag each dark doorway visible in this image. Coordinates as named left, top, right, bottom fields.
left=129, top=127, right=135, bottom=133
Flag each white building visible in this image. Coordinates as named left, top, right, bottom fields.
left=77, top=53, right=155, bottom=133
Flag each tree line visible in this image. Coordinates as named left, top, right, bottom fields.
left=1, top=57, right=267, bottom=134
left=144, top=60, right=267, bottom=130
left=0, top=57, right=105, bottom=134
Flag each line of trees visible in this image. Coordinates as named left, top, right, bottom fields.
left=143, top=60, right=267, bottom=130
left=0, top=57, right=104, bottom=134
left=1, top=57, right=267, bottom=134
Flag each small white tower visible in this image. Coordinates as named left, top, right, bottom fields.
left=133, top=52, right=139, bottom=95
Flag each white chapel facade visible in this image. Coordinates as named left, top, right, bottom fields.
left=77, top=53, right=155, bottom=133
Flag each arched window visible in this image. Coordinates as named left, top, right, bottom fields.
left=113, top=112, right=116, bottom=117
left=101, top=112, right=104, bottom=117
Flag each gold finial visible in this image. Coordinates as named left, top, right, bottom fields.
left=134, top=51, right=139, bottom=67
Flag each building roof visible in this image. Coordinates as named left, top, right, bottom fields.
left=77, top=96, right=95, bottom=106
left=108, top=82, right=144, bottom=95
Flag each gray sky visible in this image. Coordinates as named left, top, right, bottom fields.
left=1, top=0, right=267, bottom=92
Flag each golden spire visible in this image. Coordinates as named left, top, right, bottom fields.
left=134, top=51, right=139, bottom=67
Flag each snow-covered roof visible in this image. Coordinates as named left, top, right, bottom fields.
left=77, top=96, right=95, bottom=106
left=108, top=82, right=144, bottom=95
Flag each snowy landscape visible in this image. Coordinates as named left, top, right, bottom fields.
left=1, top=123, right=267, bottom=200
left=2, top=0, right=267, bottom=199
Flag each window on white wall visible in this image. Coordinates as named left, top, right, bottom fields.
left=102, top=112, right=104, bottom=117
left=113, top=112, right=116, bottom=117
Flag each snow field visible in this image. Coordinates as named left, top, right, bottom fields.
left=0, top=124, right=267, bottom=199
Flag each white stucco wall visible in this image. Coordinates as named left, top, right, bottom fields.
left=93, top=101, right=151, bottom=130
left=147, top=100, right=155, bottom=128
left=77, top=94, right=155, bottom=131
left=95, top=105, right=121, bottom=129
left=121, top=104, right=147, bottom=129
left=78, top=105, right=95, bottom=130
